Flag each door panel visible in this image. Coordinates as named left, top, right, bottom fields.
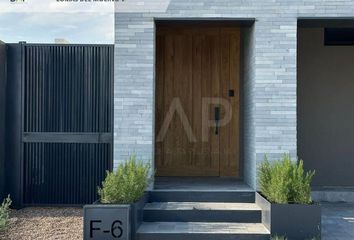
left=156, top=26, right=240, bottom=177
left=220, top=28, right=241, bottom=176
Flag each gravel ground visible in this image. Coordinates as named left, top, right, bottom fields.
left=0, top=208, right=83, bottom=240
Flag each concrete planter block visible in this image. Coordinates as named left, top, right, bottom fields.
left=256, top=193, right=321, bottom=240
left=84, top=194, right=148, bottom=240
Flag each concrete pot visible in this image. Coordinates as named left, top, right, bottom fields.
left=83, top=193, right=148, bottom=240
left=256, top=192, right=321, bottom=240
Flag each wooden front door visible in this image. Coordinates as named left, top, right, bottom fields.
left=155, top=25, right=240, bottom=177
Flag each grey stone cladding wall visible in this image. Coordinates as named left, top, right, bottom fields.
left=115, top=0, right=354, bottom=189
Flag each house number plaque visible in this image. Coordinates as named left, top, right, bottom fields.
left=84, top=205, right=130, bottom=240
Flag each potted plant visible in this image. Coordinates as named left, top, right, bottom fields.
left=84, top=156, right=151, bottom=240
left=256, top=154, right=321, bottom=240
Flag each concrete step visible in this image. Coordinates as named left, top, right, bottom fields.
left=137, top=222, right=270, bottom=240
left=149, top=190, right=255, bottom=203
left=143, top=202, right=262, bottom=223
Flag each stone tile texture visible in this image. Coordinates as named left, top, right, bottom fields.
left=114, top=0, right=354, bottom=188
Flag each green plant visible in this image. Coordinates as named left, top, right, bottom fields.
left=259, top=154, right=315, bottom=204
left=0, top=195, right=12, bottom=230
left=98, top=155, right=152, bottom=204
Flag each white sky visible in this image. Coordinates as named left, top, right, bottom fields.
left=0, top=12, right=114, bottom=44
left=0, top=0, right=115, bottom=44
left=0, top=0, right=171, bottom=44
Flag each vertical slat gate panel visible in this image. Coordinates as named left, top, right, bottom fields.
left=22, top=44, right=113, bottom=206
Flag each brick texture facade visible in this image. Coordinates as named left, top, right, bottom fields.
left=115, top=0, right=354, bottom=188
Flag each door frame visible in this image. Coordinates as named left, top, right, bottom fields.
left=153, top=20, right=245, bottom=179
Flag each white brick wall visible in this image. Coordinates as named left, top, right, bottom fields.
left=115, top=0, right=354, bottom=189
left=242, top=26, right=257, bottom=188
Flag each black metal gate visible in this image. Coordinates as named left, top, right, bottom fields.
left=5, top=43, right=113, bottom=207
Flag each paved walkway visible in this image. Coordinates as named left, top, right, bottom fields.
left=322, top=203, right=354, bottom=240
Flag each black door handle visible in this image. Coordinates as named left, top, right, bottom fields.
left=214, top=107, right=220, bottom=135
